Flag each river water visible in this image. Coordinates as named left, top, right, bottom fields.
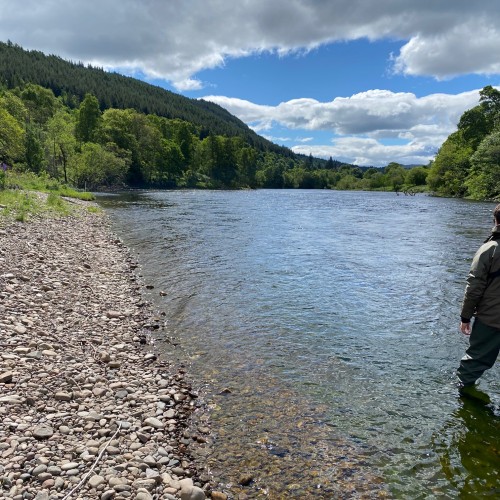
left=98, top=190, right=499, bottom=499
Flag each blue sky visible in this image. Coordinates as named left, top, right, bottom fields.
left=2, top=0, right=500, bottom=166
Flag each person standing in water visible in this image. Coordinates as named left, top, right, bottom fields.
left=458, top=204, right=500, bottom=392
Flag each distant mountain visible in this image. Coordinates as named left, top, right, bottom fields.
left=0, top=40, right=293, bottom=156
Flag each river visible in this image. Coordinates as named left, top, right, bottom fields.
left=98, top=189, right=499, bottom=499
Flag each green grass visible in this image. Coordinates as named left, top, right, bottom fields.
left=0, top=171, right=98, bottom=223
left=57, top=186, right=96, bottom=201
left=4, top=171, right=96, bottom=200
left=0, top=190, right=41, bottom=222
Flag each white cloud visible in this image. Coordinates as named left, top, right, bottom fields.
left=3, top=0, right=499, bottom=166
left=292, top=137, right=435, bottom=168
left=393, top=18, right=500, bottom=79
left=1, top=0, right=500, bottom=88
left=202, top=88, right=484, bottom=166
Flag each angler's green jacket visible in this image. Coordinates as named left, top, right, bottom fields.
left=461, top=225, right=500, bottom=329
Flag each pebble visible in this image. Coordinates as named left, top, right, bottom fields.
left=211, top=493, right=228, bottom=500
left=0, top=371, right=14, bottom=383
left=60, top=462, right=79, bottom=471
left=89, top=474, right=106, bottom=488
left=0, top=207, right=215, bottom=499
left=143, top=417, right=164, bottom=429
left=32, top=426, right=54, bottom=440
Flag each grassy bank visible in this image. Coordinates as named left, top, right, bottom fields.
left=0, top=171, right=98, bottom=223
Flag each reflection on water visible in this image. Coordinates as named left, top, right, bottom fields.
left=98, top=190, right=500, bottom=498
left=433, top=391, right=500, bottom=497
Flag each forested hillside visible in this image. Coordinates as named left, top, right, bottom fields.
left=0, top=41, right=433, bottom=191
left=0, top=40, right=285, bottom=154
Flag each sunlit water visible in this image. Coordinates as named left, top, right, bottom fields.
left=98, top=190, right=500, bottom=498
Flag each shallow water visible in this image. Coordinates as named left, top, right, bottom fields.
left=99, top=189, right=500, bottom=498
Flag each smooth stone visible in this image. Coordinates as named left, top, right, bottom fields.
left=54, top=392, right=72, bottom=401
left=89, top=475, right=106, bottom=488
left=33, top=426, right=54, bottom=440
left=180, top=484, right=205, bottom=500
left=143, top=455, right=157, bottom=467
left=47, top=466, right=62, bottom=476
left=108, top=477, right=124, bottom=487
left=143, top=417, right=164, bottom=429
left=135, top=492, right=153, bottom=500
left=0, top=396, right=24, bottom=405
left=41, top=478, right=55, bottom=488
left=60, top=462, right=79, bottom=471
left=211, top=493, right=228, bottom=500
left=32, top=464, right=48, bottom=476
left=132, top=479, right=157, bottom=491
left=101, top=490, right=115, bottom=500
left=0, top=371, right=13, bottom=383
left=37, top=473, right=53, bottom=482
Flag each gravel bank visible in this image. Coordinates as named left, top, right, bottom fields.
left=0, top=203, right=221, bottom=500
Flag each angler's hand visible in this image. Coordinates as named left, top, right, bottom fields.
left=460, top=321, right=471, bottom=335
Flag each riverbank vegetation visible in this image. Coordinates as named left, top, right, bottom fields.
left=0, top=77, right=428, bottom=192
left=0, top=171, right=96, bottom=223
left=427, top=85, right=500, bottom=200
left=0, top=41, right=499, bottom=199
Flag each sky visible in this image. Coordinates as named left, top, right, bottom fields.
left=1, top=0, right=500, bottom=167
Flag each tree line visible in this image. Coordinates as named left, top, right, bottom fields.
left=0, top=40, right=287, bottom=156
left=0, top=82, right=433, bottom=191
left=1, top=41, right=499, bottom=198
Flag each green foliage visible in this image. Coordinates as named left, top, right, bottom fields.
left=384, top=162, right=406, bottom=191
left=0, top=170, right=97, bottom=223
left=0, top=41, right=286, bottom=155
left=0, top=40, right=446, bottom=195
left=20, top=83, right=57, bottom=124
left=57, top=186, right=95, bottom=201
left=427, top=131, right=472, bottom=197
left=458, top=106, right=491, bottom=149
left=0, top=106, right=25, bottom=163
left=0, top=190, right=40, bottom=222
left=75, top=93, right=101, bottom=142
left=46, top=191, right=65, bottom=209
left=70, top=142, right=127, bottom=190
left=24, top=123, right=45, bottom=173
left=479, top=85, right=500, bottom=128
left=465, top=131, right=500, bottom=200
left=426, top=85, right=500, bottom=200
left=0, top=91, right=28, bottom=123
left=405, top=166, right=428, bottom=186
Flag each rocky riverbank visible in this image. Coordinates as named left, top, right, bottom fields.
left=0, top=202, right=223, bottom=499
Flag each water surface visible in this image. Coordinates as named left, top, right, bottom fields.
left=98, top=190, right=500, bottom=498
